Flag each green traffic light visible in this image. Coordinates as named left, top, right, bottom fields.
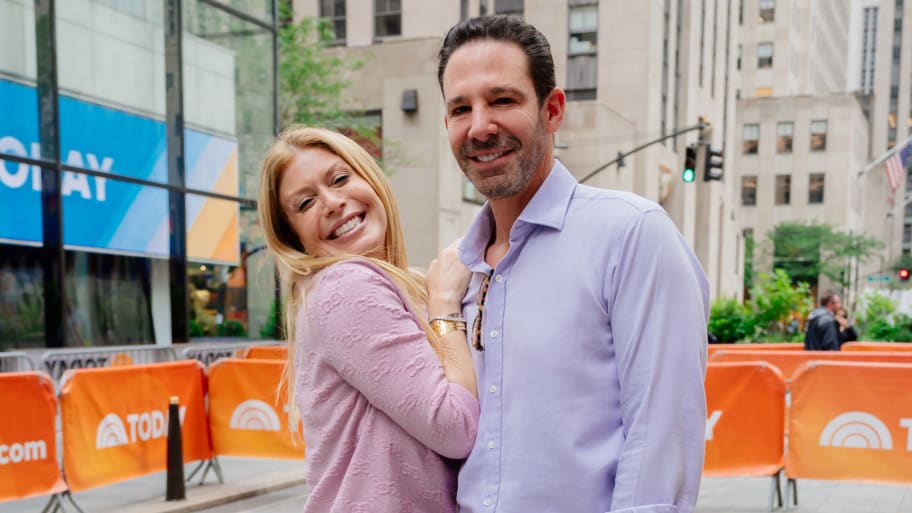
left=682, top=168, right=695, bottom=183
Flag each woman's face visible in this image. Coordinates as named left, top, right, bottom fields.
left=278, top=146, right=388, bottom=259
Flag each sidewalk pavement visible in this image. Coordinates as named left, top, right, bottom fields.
left=3, top=458, right=912, bottom=513
left=0, top=457, right=305, bottom=513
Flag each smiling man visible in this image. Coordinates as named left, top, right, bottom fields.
left=437, top=15, right=710, bottom=513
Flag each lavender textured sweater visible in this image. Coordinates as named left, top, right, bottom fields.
left=295, top=260, right=480, bottom=513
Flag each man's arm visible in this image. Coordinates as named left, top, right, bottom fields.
left=606, top=210, right=709, bottom=513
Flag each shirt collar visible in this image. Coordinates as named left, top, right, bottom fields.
left=459, top=159, right=577, bottom=270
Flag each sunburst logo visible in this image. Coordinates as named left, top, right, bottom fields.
left=110, top=353, right=133, bottom=366
left=819, top=412, right=893, bottom=450
left=96, top=413, right=129, bottom=449
left=229, top=399, right=281, bottom=431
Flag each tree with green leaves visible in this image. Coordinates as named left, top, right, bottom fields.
left=278, top=5, right=364, bottom=129
left=748, top=269, right=814, bottom=341
left=765, top=222, right=883, bottom=292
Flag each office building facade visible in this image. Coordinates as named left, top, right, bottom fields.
left=295, top=0, right=743, bottom=300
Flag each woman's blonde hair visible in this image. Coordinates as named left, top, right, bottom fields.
left=257, top=126, right=439, bottom=427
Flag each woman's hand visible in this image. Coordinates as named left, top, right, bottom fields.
left=426, top=239, right=471, bottom=316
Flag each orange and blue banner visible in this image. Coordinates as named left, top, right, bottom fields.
left=59, top=361, right=212, bottom=492
left=0, top=372, right=66, bottom=502
left=208, top=358, right=304, bottom=459
left=787, top=362, right=912, bottom=484
left=0, top=79, right=238, bottom=263
left=703, top=362, right=786, bottom=476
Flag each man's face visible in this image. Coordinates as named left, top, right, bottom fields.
left=828, top=295, right=842, bottom=313
left=442, top=40, right=560, bottom=200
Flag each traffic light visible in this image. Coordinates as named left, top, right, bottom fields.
left=701, top=144, right=724, bottom=181
left=683, top=145, right=697, bottom=183
left=899, top=267, right=910, bottom=281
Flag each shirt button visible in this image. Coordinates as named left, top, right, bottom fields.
left=487, top=440, right=496, bottom=449
left=490, top=329, right=498, bottom=338
left=494, top=274, right=503, bottom=282
left=489, top=384, right=497, bottom=394
left=483, top=498, right=493, bottom=506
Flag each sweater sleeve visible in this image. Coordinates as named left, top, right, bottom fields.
left=302, top=260, right=479, bottom=459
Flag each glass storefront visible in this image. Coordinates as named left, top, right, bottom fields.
left=0, top=0, right=278, bottom=349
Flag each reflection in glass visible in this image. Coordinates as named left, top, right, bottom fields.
left=66, top=251, right=154, bottom=346
left=0, top=244, right=45, bottom=349
left=741, top=175, right=757, bottom=206
left=374, top=0, right=401, bottom=38
left=56, top=0, right=168, bottom=184
left=757, top=42, right=773, bottom=68
left=810, top=120, right=827, bottom=151
left=184, top=0, right=275, bottom=200
left=188, top=261, right=247, bottom=338
left=808, top=173, right=824, bottom=204
left=775, top=174, right=791, bottom=205
left=743, top=124, right=759, bottom=154
left=776, top=121, right=793, bottom=153
left=241, top=204, right=277, bottom=339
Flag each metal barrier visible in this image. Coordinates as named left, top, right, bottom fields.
left=41, top=345, right=178, bottom=384
left=180, top=341, right=281, bottom=367
left=0, top=351, right=37, bottom=372
left=181, top=343, right=249, bottom=367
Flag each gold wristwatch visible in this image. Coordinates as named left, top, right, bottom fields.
left=429, top=313, right=467, bottom=337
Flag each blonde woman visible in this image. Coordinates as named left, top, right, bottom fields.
left=258, top=126, right=478, bottom=513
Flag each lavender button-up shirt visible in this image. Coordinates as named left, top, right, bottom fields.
left=457, top=161, right=709, bottom=513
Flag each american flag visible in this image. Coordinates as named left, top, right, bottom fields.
left=885, top=144, right=910, bottom=196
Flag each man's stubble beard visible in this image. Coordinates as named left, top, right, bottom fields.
left=461, top=120, right=549, bottom=200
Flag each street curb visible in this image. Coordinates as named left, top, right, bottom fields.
left=100, top=469, right=306, bottom=513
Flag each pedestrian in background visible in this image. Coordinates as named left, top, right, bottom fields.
left=804, top=291, right=842, bottom=351
left=258, top=127, right=479, bottom=513
left=437, top=15, right=709, bottom=513
left=835, top=308, right=858, bottom=347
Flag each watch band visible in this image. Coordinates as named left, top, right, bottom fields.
left=430, top=312, right=467, bottom=323
left=429, top=318, right=467, bottom=337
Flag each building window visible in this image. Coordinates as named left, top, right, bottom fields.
left=742, top=176, right=757, bottom=206
left=904, top=223, right=912, bottom=255
left=743, top=124, right=759, bottom=154
left=495, top=0, right=523, bottom=16
left=810, top=120, right=827, bottom=151
left=775, top=174, right=791, bottom=205
left=320, top=0, right=346, bottom=45
left=776, top=122, right=793, bottom=153
left=759, top=0, right=775, bottom=23
left=755, top=86, right=772, bottom=96
left=374, top=0, right=401, bottom=39
left=808, top=173, right=825, bottom=204
left=860, top=6, right=878, bottom=95
left=757, top=42, right=773, bottom=68
left=567, top=0, right=598, bottom=101
left=737, top=44, right=741, bottom=70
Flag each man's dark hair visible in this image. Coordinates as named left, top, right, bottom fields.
left=437, top=15, right=556, bottom=106
left=820, top=290, right=839, bottom=307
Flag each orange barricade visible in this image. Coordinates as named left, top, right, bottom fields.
left=208, top=358, right=304, bottom=459
left=60, top=360, right=212, bottom=492
left=703, top=362, right=786, bottom=476
left=0, top=372, right=66, bottom=502
left=787, top=362, right=912, bottom=484
left=244, top=345, right=288, bottom=360
left=841, top=342, right=912, bottom=352
left=710, top=350, right=912, bottom=380
left=706, top=342, right=802, bottom=359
